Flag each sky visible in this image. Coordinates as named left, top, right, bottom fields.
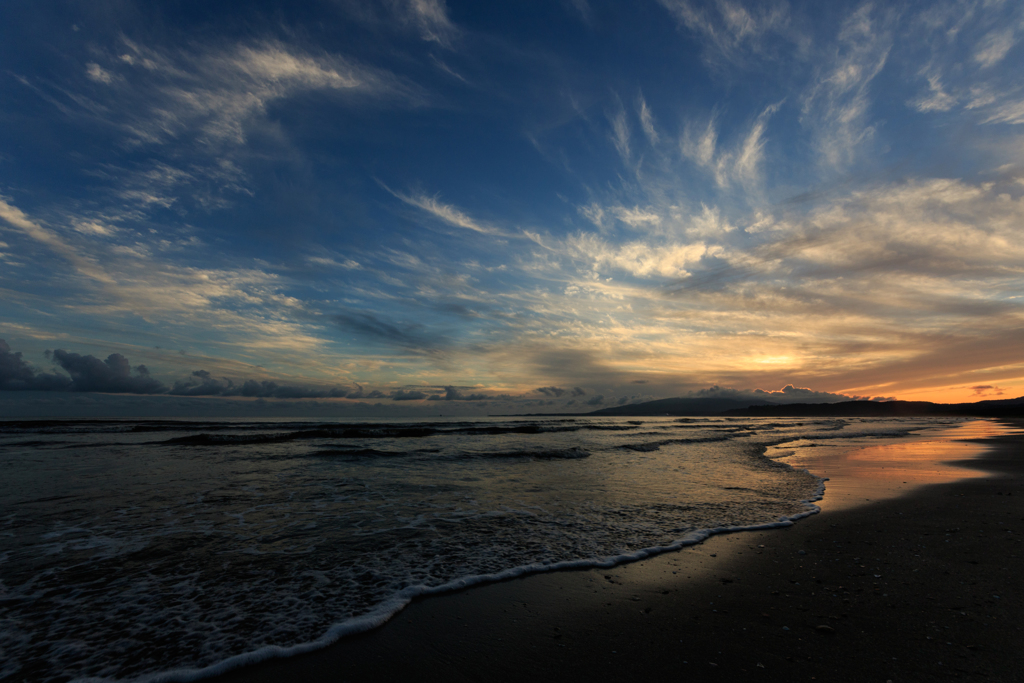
left=1, top=0, right=1024, bottom=417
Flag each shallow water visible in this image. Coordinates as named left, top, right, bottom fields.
left=0, top=415, right=968, bottom=682
left=768, top=419, right=1019, bottom=511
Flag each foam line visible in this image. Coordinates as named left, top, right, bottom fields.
left=102, top=471, right=827, bottom=683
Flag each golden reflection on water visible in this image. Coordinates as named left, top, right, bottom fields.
left=776, top=419, right=1022, bottom=512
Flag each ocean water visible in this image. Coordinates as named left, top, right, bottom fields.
left=0, top=415, right=966, bottom=682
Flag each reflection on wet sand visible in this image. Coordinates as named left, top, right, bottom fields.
left=775, top=419, right=1024, bottom=512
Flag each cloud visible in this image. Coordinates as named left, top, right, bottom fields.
left=343, top=386, right=387, bottom=400
left=585, top=394, right=605, bottom=405
left=681, top=116, right=718, bottom=167
left=391, top=389, right=428, bottom=400
left=690, top=384, right=855, bottom=404
left=426, top=385, right=489, bottom=401
left=99, top=39, right=423, bottom=148
left=910, top=75, right=957, bottom=113
left=16, top=38, right=426, bottom=220
left=535, top=386, right=585, bottom=398
left=47, top=348, right=167, bottom=394
left=333, top=310, right=447, bottom=357
left=680, top=103, right=778, bottom=187
left=801, top=4, right=891, bottom=168
left=429, top=54, right=470, bottom=83
left=567, top=232, right=708, bottom=279
left=733, top=102, right=780, bottom=183
left=307, top=255, right=362, bottom=270
left=169, top=369, right=236, bottom=396
left=169, top=370, right=350, bottom=398
left=762, top=177, right=1024, bottom=277
left=611, top=206, right=661, bottom=228
left=687, top=203, right=735, bottom=238
left=395, top=0, right=458, bottom=47
left=2, top=341, right=367, bottom=400
left=658, top=0, right=796, bottom=68
left=0, top=339, right=72, bottom=390
left=8, top=3, right=1024, bottom=414
left=384, top=186, right=508, bottom=236
left=609, top=107, right=631, bottom=165
left=902, top=3, right=1024, bottom=126
left=85, top=63, right=114, bottom=84
left=973, top=28, right=1016, bottom=68
left=971, top=384, right=1005, bottom=397
left=983, top=99, right=1024, bottom=125
left=0, top=197, right=114, bottom=283
left=565, top=0, right=593, bottom=25
left=637, top=92, right=659, bottom=145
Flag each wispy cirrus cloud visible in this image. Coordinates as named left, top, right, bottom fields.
left=800, top=4, right=891, bottom=169
left=396, top=0, right=458, bottom=47
left=333, top=309, right=451, bottom=357
left=381, top=183, right=529, bottom=239
left=389, top=190, right=501, bottom=235
left=566, top=232, right=711, bottom=279
left=636, top=92, right=659, bottom=146
left=680, top=114, right=719, bottom=167
left=0, top=198, right=333, bottom=376
left=15, top=36, right=430, bottom=224
left=910, top=75, right=957, bottom=113
left=609, top=105, right=632, bottom=167
left=104, top=38, right=425, bottom=148
left=6, top=0, right=1024, bottom=412
left=0, top=197, right=114, bottom=283
left=680, top=103, right=779, bottom=187
left=983, top=100, right=1024, bottom=125
left=658, top=0, right=800, bottom=69
left=973, top=28, right=1017, bottom=68
left=903, top=1, right=1023, bottom=125
left=565, top=0, right=593, bottom=26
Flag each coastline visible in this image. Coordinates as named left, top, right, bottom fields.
left=206, top=419, right=1024, bottom=682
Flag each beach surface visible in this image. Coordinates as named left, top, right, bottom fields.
left=210, top=419, right=1024, bottom=682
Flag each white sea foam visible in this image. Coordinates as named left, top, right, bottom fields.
left=98, top=478, right=829, bottom=683
left=0, top=415, right=958, bottom=682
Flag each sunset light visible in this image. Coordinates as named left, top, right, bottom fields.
left=2, top=1, right=1023, bottom=416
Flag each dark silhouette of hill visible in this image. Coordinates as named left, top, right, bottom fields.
left=586, top=397, right=773, bottom=416
left=584, top=396, right=1024, bottom=418
left=723, top=397, right=1024, bottom=418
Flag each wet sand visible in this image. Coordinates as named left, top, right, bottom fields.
left=210, top=419, right=1024, bottom=682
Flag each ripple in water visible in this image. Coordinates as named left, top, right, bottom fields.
left=0, top=416, right=955, bottom=681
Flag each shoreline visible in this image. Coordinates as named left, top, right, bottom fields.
left=205, top=418, right=1024, bottom=682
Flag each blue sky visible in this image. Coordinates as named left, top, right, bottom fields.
left=2, top=0, right=1024, bottom=415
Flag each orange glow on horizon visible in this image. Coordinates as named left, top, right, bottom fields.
left=867, top=382, right=1024, bottom=405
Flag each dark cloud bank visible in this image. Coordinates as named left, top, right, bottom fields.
left=2, top=340, right=896, bottom=419
left=0, top=340, right=496, bottom=404
left=1, top=340, right=163, bottom=393
left=1, top=340, right=355, bottom=398
left=535, top=386, right=586, bottom=398
left=170, top=370, right=351, bottom=399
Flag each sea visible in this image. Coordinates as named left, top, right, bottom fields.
left=0, top=415, right=976, bottom=682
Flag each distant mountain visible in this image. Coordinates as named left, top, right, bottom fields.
left=586, top=397, right=774, bottom=416
left=724, top=397, right=1024, bottom=418
left=584, top=395, right=1024, bottom=418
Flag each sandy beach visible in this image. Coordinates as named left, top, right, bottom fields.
left=209, top=419, right=1024, bottom=683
